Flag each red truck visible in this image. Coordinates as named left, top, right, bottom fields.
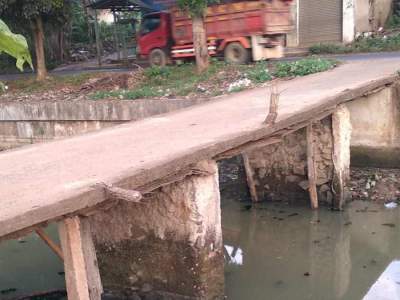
left=138, top=0, right=294, bottom=66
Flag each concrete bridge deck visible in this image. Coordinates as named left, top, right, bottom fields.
left=1, top=59, right=399, bottom=240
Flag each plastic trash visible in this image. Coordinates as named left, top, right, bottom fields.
left=384, top=202, right=398, bottom=209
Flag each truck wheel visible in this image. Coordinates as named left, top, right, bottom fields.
left=149, top=49, right=167, bottom=67
left=224, top=42, right=250, bottom=64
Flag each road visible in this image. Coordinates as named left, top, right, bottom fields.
left=1, top=51, right=400, bottom=82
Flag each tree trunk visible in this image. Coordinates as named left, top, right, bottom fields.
left=192, top=15, right=209, bottom=73
left=32, top=15, right=48, bottom=81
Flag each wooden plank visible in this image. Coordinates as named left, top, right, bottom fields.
left=307, top=124, right=318, bottom=209
left=59, top=216, right=103, bottom=300
left=35, top=227, right=64, bottom=261
left=242, top=153, right=259, bottom=202
left=332, top=105, right=352, bottom=210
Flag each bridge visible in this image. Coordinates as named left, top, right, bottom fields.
left=1, top=58, right=399, bottom=299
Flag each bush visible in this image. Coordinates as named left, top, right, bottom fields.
left=274, top=58, right=335, bottom=78
left=144, top=66, right=172, bottom=79
left=386, top=15, right=400, bottom=29
left=310, top=34, right=400, bottom=55
left=309, top=43, right=350, bottom=55
left=246, top=61, right=272, bottom=83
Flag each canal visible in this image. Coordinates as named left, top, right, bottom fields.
left=1, top=158, right=400, bottom=300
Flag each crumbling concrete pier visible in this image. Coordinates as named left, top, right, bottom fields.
left=1, top=58, right=400, bottom=299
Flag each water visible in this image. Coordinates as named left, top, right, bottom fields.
left=222, top=199, right=400, bottom=300
left=1, top=163, right=400, bottom=299
left=0, top=226, right=65, bottom=299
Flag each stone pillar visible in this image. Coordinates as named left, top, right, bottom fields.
left=343, top=0, right=356, bottom=44
left=89, top=160, right=224, bottom=299
left=243, top=116, right=349, bottom=208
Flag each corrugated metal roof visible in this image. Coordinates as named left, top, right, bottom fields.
left=88, top=0, right=154, bottom=11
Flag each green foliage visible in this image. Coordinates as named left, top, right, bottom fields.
left=177, top=0, right=218, bottom=17
left=144, top=66, right=172, bottom=79
left=70, top=0, right=89, bottom=44
left=274, top=58, right=335, bottom=78
left=309, top=43, right=350, bottom=55
left=310, top=33, right=400, bottom=55
left=0, top=81, right=6, bottom=93
left=386, top=15, right=400, bottom=29
left=0, top=0, right=66, bottom=21
left=0, top=19, right=32, bottom=71
left=92, top=86, right=163, bottom=100
left=246, top=61, right=272, bottom=83
left=90, top=59, right=336, bottom=100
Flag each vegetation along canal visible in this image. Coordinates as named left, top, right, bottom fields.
left=0, top=157, right=399, bottom=299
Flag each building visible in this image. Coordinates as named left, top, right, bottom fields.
left=287, top=0, right=393, bottom=48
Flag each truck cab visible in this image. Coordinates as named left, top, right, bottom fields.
left=138, top=12, right=171, bottom=66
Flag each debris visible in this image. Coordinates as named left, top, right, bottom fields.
left=227, top=78, right=251, bottom=92
left=242, top=204, right=252, bottom=211
left=287, top=213, right=299, bottom=217
left=384, top=201, right=398, bottom=209
left=0, top=288, right=17, bottom=295
left=382, top=223, right=396, bottom=228
left=303, top=272, right=310, bottom=277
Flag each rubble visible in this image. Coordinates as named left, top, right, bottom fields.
left=349, top=167, right=400, bottom=203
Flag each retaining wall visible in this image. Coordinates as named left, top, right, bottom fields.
left=0, top=99, right=206, bottom=149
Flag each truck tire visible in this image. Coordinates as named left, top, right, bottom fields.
left=224, top=42, right=250, bottom=64
left=149, top=49, right=167, bottom=67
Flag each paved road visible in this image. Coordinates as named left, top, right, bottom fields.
left=1, top=57, right=399, bottom=238
left=2, top=51, right=400, bottom=82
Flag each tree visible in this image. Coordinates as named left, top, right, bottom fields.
left=177, top=0, right=216, bottom=73
left=0, top=0, right=70, bottom=81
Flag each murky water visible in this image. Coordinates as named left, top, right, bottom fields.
left=1, top=161, right=400, bottom=299
left=223, top=199, right=400, bottom=300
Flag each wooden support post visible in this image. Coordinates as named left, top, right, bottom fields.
left=242, top=153, right=259, bottom=202
left=332, top=105, right=352, bottom=210
left=93, top=9, right=102, bottom=67
left=112, top=11, right=121, bottom=61
left=35, top=227, right=64, bottom=261
left=307, top=124, right=318, bottom=209
left=59, top=216, right=103, bottom=300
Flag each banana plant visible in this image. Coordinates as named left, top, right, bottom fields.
left=0, top=19, right=32, bottom=93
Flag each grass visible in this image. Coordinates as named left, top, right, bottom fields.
left=7, top=72, right=97, bottom=93
left=91, top=58, right=336, bottom=100
left=274, top=58, right=336, bottom=77
left=309, top=33, right=400, bottom=55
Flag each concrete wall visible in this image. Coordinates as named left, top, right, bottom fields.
left=355, top=0, right=393, bottom=33
left=89, top=160, right=224, bottom=299
left=347, top=84, right=400, bottom=167
left=0, top=99, right=206, bottom=149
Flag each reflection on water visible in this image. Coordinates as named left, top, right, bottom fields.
left=222, top=199, right=400, bottom=300
left=364, top=260, right=400, bottom=300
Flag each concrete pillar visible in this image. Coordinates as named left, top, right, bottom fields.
left=88, top=160, right=224, bottom=299
left=343, top=0, right=356, bottom=44
left=347, top=85, right=400, bottom=167
left=332, top=105, right=352, bottom=210
left=243, top=116, right=348, bottom=208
